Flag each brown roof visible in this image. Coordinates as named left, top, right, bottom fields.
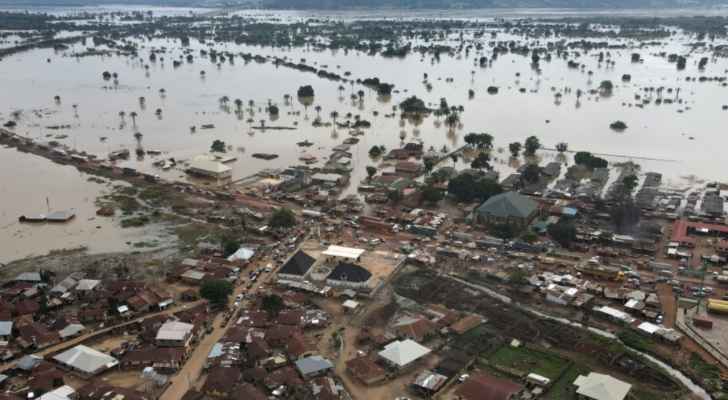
left=246, top=338, right=271, bottom=361
left=122, top=347, right=186, bottom=364
left=346, top=356, right=386, bottom=383
left=394, top=318, right=438, bottom=342
left=203, top=367, right=242, bottom=395
left=230, top=383, right=266, bottom=400
left=14, top=299, right=39, bottom=316
left=28, top=367, right=64, bottom=392
left=455, top=372, right=523, bottom=400
left=263, top=366, right=303, bottom=389
left=242, top=367, right=267, bottom=383
left=286, top=332, right=315, bottom=359
left=275, top=309, right=304, bottom=326
left=16, top=322, right=58, bottom=346
left=450, top=315, right=484, bottom=335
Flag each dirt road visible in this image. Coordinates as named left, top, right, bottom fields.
left=159, top=261, right=278, bottom=400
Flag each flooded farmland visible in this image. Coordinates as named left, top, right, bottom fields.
left=1, top=8, right=728, bottom=260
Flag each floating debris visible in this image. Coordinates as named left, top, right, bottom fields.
left=252, top=153, right=278, bottom=160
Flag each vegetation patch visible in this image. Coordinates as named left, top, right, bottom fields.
left=487, top=345, right=570, bottom=380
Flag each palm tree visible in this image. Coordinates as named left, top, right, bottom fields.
left=118, top=111, right=126, bottom=121
left=330, top=111, right=339, bottom=125
left=130, top=111, right=138, bottom=127
left=139, top=96, right=146, bottom=105
left=314, top=105, right=322, bottom=117
left=219, top=96, right=230, bottom=106
left=53, top=95, right=61, bottom=104
left=283, top=94, right=291, bottom=105
left=357, top=90, right=365, bottom=100
left=260, top=120, right=266, bottom=129
left=234, top=98, right=243, bottom=112
left=248, top=100, right=255, bottom=112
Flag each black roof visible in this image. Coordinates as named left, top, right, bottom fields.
left=327, top=263, right=372, bottom=283
left=279, top=250, right=316, bottom=276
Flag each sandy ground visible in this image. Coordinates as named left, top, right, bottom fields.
left=90, top=334, right=137, bottom=353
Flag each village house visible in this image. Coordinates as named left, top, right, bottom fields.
left=346, top=356, right=387, bottom=385
left=326, top=263, right=372, bottom=290
left=277, top=250, right=316, bottom=282
left=473, top=191, right=539, bottom=229
left=573, top=372, right=631, bottom=400
left=53, top=345, right=119, bottom=377
left=156, top=320, right=195, bottom=348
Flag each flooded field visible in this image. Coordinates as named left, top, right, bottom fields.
left=1, top=8, right=727, bottom=260
left=0, top=146, right=169, bottom=263
left=2, top=33, right=725, bottom=184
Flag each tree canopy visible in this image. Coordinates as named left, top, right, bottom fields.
left=508, top=142, right=522, bottom=158
left=200, top=279, right=233, bottom=308
left=262, top=294, right=285, bottom=317
left=211, top=139, right=226, bottom=153
left=470, top=152, right=492, bottom=171
left=270, top=207, right=296, bottom=229
left=464, top=132, right=494, bottom=150
left=574, top=151, right=608, bottom=170
left=421, top=184, right=444, bottom=204
left=524, top=136, right=540, bottom=157
left=547, top=219, right=577, bottom=247
left=297, top=85, right=315, bottom=97
left=447, top=173, right=503, bottom=203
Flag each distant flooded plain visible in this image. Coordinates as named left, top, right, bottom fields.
left=1, top=8, right=728, bottom=260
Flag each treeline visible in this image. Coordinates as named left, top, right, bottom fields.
left=262, top=0, right=721, bottom=9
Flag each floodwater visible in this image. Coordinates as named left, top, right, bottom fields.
left=1, top=9, right=728, bottom=259
left=0, top=146, right=167, bottom=264
left=1, top=29, right=725, bottom=185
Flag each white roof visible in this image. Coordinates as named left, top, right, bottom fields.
left=342, top=300, right=359, bottom=309
left=624, top=299, right=640, bottom=309
left=378, top=339, right=431, bottom=367
left=53, top=345, right=118, bottom=374
left=59, top=324, right=85, bottom=339
left=156, top=321, right=194, bottom=342
left=322, top=245, right=365, bottom=260
left=39, top=385, right=75, bottom=400
left=190, top=158, right=232, bottom=174
left=76, top=279, right=101, bottom=291
left=574, top=373, right=631, bottom=400
left=637, top=322, right=661, bottom=335
left=227, top=247, right=255, bottom=262
left=596, top=306, right=634, bottom=323
left=117, top=305, right=129, bottom=314
left=0, top=321, right=12, bottom=336
left=182, top=270, right=206, bottom=280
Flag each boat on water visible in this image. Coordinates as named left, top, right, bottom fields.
left=19, top=210, right=75, bottom=223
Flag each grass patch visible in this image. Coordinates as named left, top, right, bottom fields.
left=109, top=195, right=141, bottom=214
left=488, top=345, right=569, bottom=380
left=690, top=352, right=720, bottom=380
left=544, top=363, right=587, bottom=400
left=174, top=223, right=221, bottom=246
left=617, top=330, right=654, bottom=353
left=121, top=215, right=150, bottom=228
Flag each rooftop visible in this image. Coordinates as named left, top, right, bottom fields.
left=476, top=191, right=538, bottom=219
left=53, top=345, right=118, bottom=375
left=279, top=250, right=316, bottom=276
left=378, top=339, right=431, bottom=368
left=156, top=321, right=194, bottom=342
left=574, top=373, right=632, bottom=400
